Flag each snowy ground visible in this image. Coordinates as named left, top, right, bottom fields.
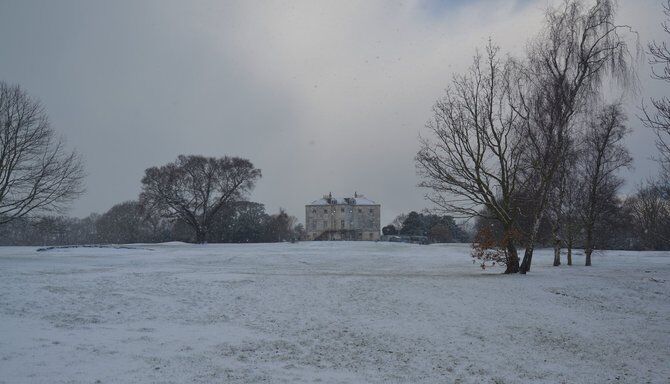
left=0, top=242, right=668, bottom=383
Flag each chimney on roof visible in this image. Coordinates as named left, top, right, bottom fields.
left=354, top=191, right=358, bottom=198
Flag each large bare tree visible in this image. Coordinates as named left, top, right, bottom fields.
left=139, top=155, right=261, bottom=243
left=578, top=103, right=632, bottom=266
left=513, top=0, right=638, bottom=273
left=416, top=42, right=525, bottom=274
left=0, top=82, right=85, bottom=224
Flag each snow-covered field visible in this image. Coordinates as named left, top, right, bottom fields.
left=0, top=242, right=668, bottom=383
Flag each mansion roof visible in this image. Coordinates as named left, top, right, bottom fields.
left=308, top=194, right=378, bottom=206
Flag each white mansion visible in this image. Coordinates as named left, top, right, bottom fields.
left=305, top=193, right=381, bottom=241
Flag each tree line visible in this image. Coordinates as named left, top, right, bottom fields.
left=0, top=200, right=304, bottom=246
left=382, top=211, right=470, bottom=243
left=415, top=0, right=670, bottom=273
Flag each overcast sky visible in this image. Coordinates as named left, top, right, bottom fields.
left=0, top=0, right=665, bottom=225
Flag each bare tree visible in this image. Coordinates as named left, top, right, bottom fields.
left=578, top=103, right=632, bottom=266
left=560, top=163, right=583, bottom=266
left=545, top=134, right=585, bottom=267
left=513, top=0, right=638, bottom=273
left=416, top=42, right=525, bottom=273
left=264, top=208, right=298, bottom=242
left=139, top=155, right=261, bottom=243
left=547, top=151, right=572, bottom=267
left=0, top=82, right=85, bottom=224
left=96, top=200, right=160, bottom=244
left=641, top=0, right=670, bottom=180
left=627, top=182, right=670, bottom=250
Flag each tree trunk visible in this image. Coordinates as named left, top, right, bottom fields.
left=520, top=246, right=533, bottom=274
left=567, top=236, right=573, bottom=266
left=584, top=224, right=593, bottom=266
left=520, top=215, right=541, bottom=274
left=195, top=228, right=207, bottom=244
left=552, top=225, right=561, bottom=267
left=505, top=239, right=520, bottom=274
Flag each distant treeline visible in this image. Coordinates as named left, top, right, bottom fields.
left=383, top=211, right=470, bottom=243
left=384, top=182, right=670, bottom=251
left=0, top=201, right=304, bottom=246
left=469, top=182, right=670, bottom=252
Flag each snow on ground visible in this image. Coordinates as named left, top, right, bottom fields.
left=0, top=242, right=668, bottom=383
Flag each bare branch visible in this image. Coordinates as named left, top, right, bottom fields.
left=0, top=82, right=85, bottom=225
left=139, top=155, right=261, bottom=243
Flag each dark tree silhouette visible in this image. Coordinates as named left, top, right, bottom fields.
left=578, top=104, right=632, bottom=266
left=96, top=200, right=161, bottom=244
left=382, top=224, right=397, bottom=236
left=0, top=82, right=85, bottom=224
left=514, top=0, right=638, bottom=273
left=416, top=42, right=525, bottom=273
left=140, top=155, right=261, bottom=243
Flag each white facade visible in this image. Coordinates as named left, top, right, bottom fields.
left=305, top=193, right=381, bottom=241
